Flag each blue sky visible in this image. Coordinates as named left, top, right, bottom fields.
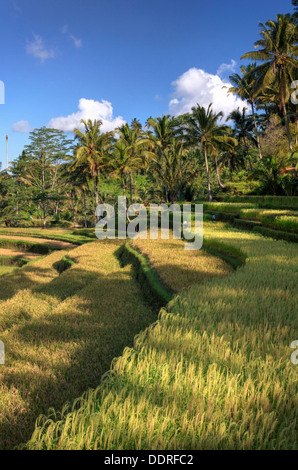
left=0, top=0, right=293, bottom=168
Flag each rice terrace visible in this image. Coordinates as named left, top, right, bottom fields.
left=0, top=0, right=297, bottom=456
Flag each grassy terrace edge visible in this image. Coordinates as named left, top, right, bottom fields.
left=205, top=211, right=298, bottom=243
left=117, top=242, right=174, bottom=309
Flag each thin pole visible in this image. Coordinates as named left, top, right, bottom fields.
left=6, top=135, right=8, bottom=170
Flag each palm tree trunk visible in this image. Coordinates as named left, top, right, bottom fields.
left=121, top=174, right=126, bottom=197
left=83, top=187, right=87, bottom=228
left=129, top=171, right=133, bottom=205
left=280, top=72, right=292, bottom=152
left=215, top=154, right=225, bottom=189
left=282, top=99, right=293, bottom=152
left=94, top=179, right=99, bottom=206
left=251, top=102, right=262, bottom=160
left=203, top=143, right=212, bottom=202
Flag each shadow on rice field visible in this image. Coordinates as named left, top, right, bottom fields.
left=24, top=222, right=297, bottom=451
left=0, top=229, right=235, bottom=450
left=0, top=239, right=157, bottom=449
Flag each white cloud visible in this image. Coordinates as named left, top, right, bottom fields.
left=217, top=59, right=237, bottom=77
left=26, top=34, right=55, bottom=62
left=61, top=25, right=82, bottom=48
left=47, top=98, right=126, bottom=133
left=69, top=34, right=82, bottom=48
left=168, top=67, right=245, bottom=119
left=12, top=120, right=32, bottom=133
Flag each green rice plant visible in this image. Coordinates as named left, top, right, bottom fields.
left=117, top=242, right=173, bottom=309
left=260, top=215, right=298, bottom=234
left=222, top=196, right=298, bottom=209
left=253, top=226, right=298, bottom=243
left=203, top=202, right=256, bottom=214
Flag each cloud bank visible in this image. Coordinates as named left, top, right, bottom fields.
left=48, top=98, right=126, bottom=133
left=168, top=67, right=245, bottom=119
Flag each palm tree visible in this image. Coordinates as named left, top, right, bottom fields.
left=74, top=119, right=114, bottom=209
left=68, top=161, right=91, bottom=228
left=228, top=64, right=263, bottom=159
left=186, top=104, right=233, bottom=201
left=146, top=115, right=183, bottom=154
left=251, top=153, right=291, bottom=195
left=151, top=141, right=198, bottom=204
left=241, top=14, right=298, bottom=152
left=110, top=140, right=143, bottom=197
left=116, top=122, right=150, bottom=204
left=211, top=133, right=238, bottom=189
left=226, top=107, right=256, bottom=161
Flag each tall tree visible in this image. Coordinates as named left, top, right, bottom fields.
left=241, top=14, right=298, bottom=152
left=228, top=64, right=263, bottom=159
left=22, top=127, right=72, bottom=228
left=186, top=104, right=233, bottom=201
left=151, top=141, right=198, bottom=204
left=74, top=119, right=114, bottom=210
left=226, top=107, right=256, bottom=159
left=110, top=140, right=143, bottom=197
left=116, top=121, right=149, bottom=204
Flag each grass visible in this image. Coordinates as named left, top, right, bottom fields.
left=24, top=220, right=298, bottom=450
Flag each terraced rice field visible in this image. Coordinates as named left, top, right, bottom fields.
left=0, top=234, right=75, bottom=250
left=0, top=228, right=233, bottom=450
left=0, top=223, right=297, bottom=450
left=25, top=221, right=298, bottom=450
left=131, top=230, right=233, bottom=292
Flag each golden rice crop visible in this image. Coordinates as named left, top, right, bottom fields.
left=26, top=221, right=298, bottom=450
left=131, top=230, right=233, bottom=292
left=0, top=237, right=155, bottom=449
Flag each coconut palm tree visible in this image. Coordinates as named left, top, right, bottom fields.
left=241, top=14, right=298, bottom=152
left=228, top=64, right=263, bottom=159
left=110, top=140, right=143, bottom=197
left=186, top=104, right=234, bottom=201
left=116, top=122, right=150, bottom=204
left=151, top=141, right=198, bottom=204
left=226, top=107, right=256, bottom=159
left=67, top=161, right=91, bottom=227
left=146, top=115, right=183, bottom=154
left=74, top=119, right=114, bottom=208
